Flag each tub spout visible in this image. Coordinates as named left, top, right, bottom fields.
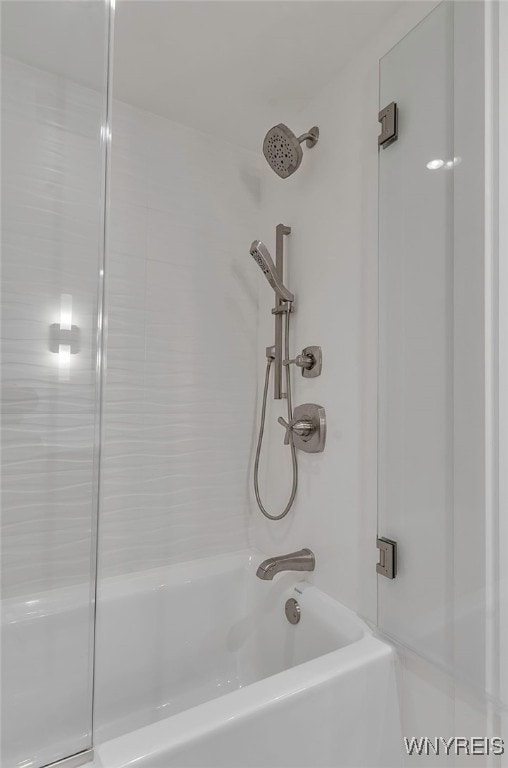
left=256, top=548, right=315, bottom=580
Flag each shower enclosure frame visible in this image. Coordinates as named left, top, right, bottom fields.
left=86, top=0, right=115, bottom=765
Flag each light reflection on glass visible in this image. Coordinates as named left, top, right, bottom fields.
left=427, top=157, right=462, bottom=171
left=59, top=293, right=72, bottom=331
left=58, top=344, right=71, bottom=382
left=427, top=159, right=444, bottom=170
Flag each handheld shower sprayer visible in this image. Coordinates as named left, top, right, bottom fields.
left=249, top=228, right=297, bottom=521
left=249, top=241, right=294, bottom=303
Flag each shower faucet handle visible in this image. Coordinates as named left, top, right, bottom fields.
left=277, top=416, right=291, bottom=445
left=278, top=404, right=327, bottom=453
left=284, top=354, right=313, bottom=369
left=277, top=416, right=313, bottom=446
left=277, top=417, right=290, bottom=445
left=283, top=346, right=322, bottom=378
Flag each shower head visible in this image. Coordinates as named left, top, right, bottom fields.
left=263, top=124, right=319, bottom=179
left=250, top=240, right=294, bottom=302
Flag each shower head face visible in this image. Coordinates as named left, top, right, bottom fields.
left=250, top=240, right=294, bottom=302
left=263, top=124, right=303, bottom=179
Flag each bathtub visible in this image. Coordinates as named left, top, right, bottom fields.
left=2, top=582, right=95, bottom=768
left=93, top=550, right=404, bottom=768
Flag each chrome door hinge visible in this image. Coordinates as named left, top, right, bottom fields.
left=376, top=537, right=397, bottom=579
left=378, top=102, right=398, bottom=149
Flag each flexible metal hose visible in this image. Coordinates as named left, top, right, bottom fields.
left=253, top=310, right=298, bottom=520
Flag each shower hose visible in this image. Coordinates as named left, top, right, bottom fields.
left=254, top=309, right=298, bottom=520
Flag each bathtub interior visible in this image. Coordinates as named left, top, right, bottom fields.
left=1, top=586, right=94, bottom=768
left=92, top=550, right=365, bottom=743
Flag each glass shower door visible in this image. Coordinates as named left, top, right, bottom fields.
left=0, top=2, right=110, bottom=766
left=378, top=0, right=491, bottom=695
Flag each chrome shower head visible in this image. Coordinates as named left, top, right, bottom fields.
left=250, top=240, right=294, bottom=302
left=263, top=124, right=319, bottom=179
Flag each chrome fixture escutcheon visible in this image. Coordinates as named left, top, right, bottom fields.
left=278, top=403, right=326, bottom=453
left=285, top=598, right=301, bottom=625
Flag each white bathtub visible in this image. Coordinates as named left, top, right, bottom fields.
left=93, top=550, right=404, bottom=768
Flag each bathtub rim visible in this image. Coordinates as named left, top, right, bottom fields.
left=93, top=619, right=394, bottom=768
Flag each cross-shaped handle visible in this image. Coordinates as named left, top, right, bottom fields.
left=278, top=415, right=314, bottom=445
left=277, top=416, right=292, bottom=445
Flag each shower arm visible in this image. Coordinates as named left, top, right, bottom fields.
left=273, top=224, right=292, bottom=399
left=296, top=128, right=319, bottom=148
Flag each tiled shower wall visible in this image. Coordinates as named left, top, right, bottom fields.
left=98, top=101, right=260, bottom=578
left=1, top=57, right=104, bottom=598
left=1, top=57, right=261, bottom=593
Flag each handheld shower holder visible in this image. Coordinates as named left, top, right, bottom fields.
left=283, top=345, right=322, bottom=378
left=271, top=301, right=293, bottom=315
